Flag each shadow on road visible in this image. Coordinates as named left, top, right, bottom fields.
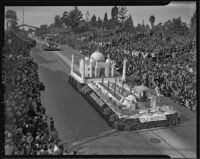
left=35, top=61, right=112, bottom=144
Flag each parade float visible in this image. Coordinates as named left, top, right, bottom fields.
left=42, top=36, right=61, bottom=51
left=68, top=50, right=181, bottom=131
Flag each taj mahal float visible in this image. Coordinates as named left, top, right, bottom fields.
left=68, top=50, right=181, bottom=130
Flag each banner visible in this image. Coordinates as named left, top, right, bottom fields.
left=135, top=51, right=140, bottom=56
left=139, top=114, right=167, bottom=123
left=131, top=51, right=151, bottom=58
left=141, top=52, right=149, bottom=58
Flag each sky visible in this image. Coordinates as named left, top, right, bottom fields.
left=5, top=1, right=196, bottom=28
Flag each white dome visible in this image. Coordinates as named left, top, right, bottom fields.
left=90, top=50, right=105, bottom=62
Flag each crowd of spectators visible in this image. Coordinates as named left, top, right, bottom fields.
left=5, top=26, right=195, bottom=156
left=4, top=31, right=68, bottom=155
left=62, top=29, right=196, bottom=111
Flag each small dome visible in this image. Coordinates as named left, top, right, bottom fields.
left=106, top=58, right=111, bottom=63
left=90, top=50, right=105, bottom=62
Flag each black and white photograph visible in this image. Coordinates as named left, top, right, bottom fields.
left=3, top=1, right=197, bottom=158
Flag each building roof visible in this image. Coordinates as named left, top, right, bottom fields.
left=90, top=50, right=105, bottom=62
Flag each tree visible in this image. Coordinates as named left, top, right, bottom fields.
left=40, top=24, right=49, bottom=35
left=61, top=11, right=69, bottom=26
left=111, top=6, right=118, bottom=21
left=124, top=15, right=134, bottom=32
left=107, top=19, right=115, bottom=30
left=118, top=6, right=128, bottom=24
left=70, top=6, right=83, bottom=32
left=76, top=22, right=89, bottom=33
left=90, top=14, right=97, bottom=27
left=173, top=17, right=189, bottom=35
left=97, top=17, right=103, bottom=29
left=145, top=24, right=150, bottom=31
left=164, top=17, right=189, bottom=36
left=5, top=9, right=18, bottom=30
left=110, top=6, right=120, bottom=30
left=35, top=28, right=41, bottom=36
left=103, top=12, right=108, bottom=29
left=54, top=15, right=62, bottom=28
left=61, top=6, right=83, bottom=32
left=190, top=10, right=196, bottom=35
left=135, top=23, right=142, bottom=32
left=149, top=15, right=156, bottom=29
left=85, top=10, right=90, bottom=23
left=28, top=28, right=34, bottom=33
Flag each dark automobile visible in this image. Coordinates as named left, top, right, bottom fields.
left=42, top=37, right=61, bottom=51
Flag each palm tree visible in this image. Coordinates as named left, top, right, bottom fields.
left=149, top=15, right=155, bottom=29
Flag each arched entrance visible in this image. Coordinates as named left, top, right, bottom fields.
left=100, top=68, right=105, bottom=77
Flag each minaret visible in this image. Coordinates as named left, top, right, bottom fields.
left=71, top=54, right=74, bottom=74
left=90, top=62, right=93, bottom=78
left=79, top=59, right=82, bottom=73
left=106, top=54, right=111, bottom=77
left=111, top=61, right=115, bottom=77
left=81, top=59, right=85, bottom=83
left=84, top=60, right=88, bottom=77
left=95, top=60, right=98, bottom=77
left=122, top=58, right=127, bottom=82
left=105, top=62, right=110, bottom=78
left=107, top=53, right=110, bottom=59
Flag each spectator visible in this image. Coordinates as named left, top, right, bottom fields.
left=4, top=31, right=65, bottom=155
left=63, top=29, right=196, bottom=111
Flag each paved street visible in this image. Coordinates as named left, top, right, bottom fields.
left=30, top=40, right=196, bottom=158
left=30, top=42, right=112, bottom=144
